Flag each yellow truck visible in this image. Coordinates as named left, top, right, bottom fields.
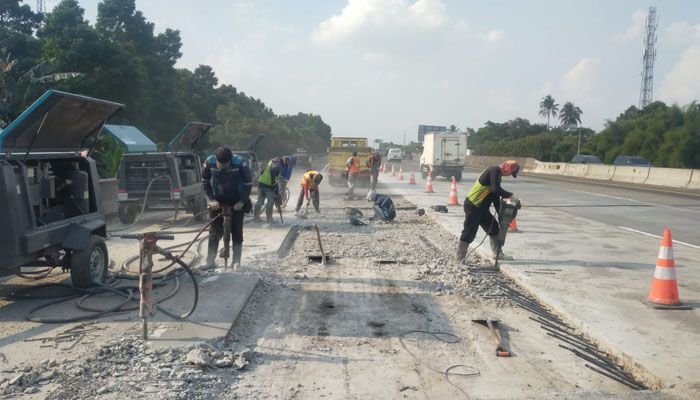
left=327, top=136, right=373, bottom=187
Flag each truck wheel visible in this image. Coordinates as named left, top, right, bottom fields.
left=70, top=235, right=108, bottom=288
left=193, top=196, right=207, bottom=222
left=118, top=203, right=137, bottom=224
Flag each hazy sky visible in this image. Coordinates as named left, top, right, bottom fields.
left=41, top=1, right=700, bottom=143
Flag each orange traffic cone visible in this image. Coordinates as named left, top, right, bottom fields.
left=381, top=161, right=386, bottom=174
left=447, top=177, right=459, bottom=205
left=647, top=229, right=689, bottom=309
left=398, top=165, right=404, bottom=180
left=390, top=164, right=396, bottom=177
left=408, top=172, right=416, bottom=185
left=508, top=218, right=520, bottom=232
left=424, top=172, right=434, bottom=193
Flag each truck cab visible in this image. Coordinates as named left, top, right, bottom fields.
left=114, top=122, right=212, bottom=224
left=0, top=90, right=123, bottom=288
left=327, top=137, right=372, bottom=187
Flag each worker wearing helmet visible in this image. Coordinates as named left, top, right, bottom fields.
left=456, top=160, right=520, bottom=263
left=295, top=170, right=323, bottom=215
left=346, top=151, right=360, bottom=199
left=367, top=190, right=396, bottom=222
left=202, top=147, right=253, bottom=269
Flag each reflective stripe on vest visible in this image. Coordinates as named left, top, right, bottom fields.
left=259, top=161, right=274, bottom=186
left=467, top=169, right=491, bottom=206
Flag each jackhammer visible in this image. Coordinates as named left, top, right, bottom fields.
left=219, top=204, right=232, bottom=269
left=493, top=198, right=521, bottom=271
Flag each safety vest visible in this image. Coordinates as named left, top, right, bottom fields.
left=258, top=160, right=276, bottom=186
left=302, top=170, right=320, bottom=190
left=467, top=169, right=492, bottom=206
left=347, top=157, right=360, bottom=174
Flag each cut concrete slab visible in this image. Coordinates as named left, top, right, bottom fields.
left=381, top=167, right=700, bottom=396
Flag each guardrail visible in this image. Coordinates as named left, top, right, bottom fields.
left=464, top=156, right=700, bottom=190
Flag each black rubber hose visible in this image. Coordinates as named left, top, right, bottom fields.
left=25, top=288, right=134, bottom=324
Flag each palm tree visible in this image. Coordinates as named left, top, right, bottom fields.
left=539, top=95, right=559, bottom=130
left=559, top=101, right=582, bottom=130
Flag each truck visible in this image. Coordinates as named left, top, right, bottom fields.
left=419, top=132, right=466, bottom=181
left=114, top=122, right=212, bottom=224
left=327, top=137, right=372, bottom=187
left=0, top=90, right=123, bottom=288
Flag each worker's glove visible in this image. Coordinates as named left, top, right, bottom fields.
left=233, top=201, right=244, bottom=211
left=507, top=195, right=519, bottom=204
left=207, top=198, right=219, bottom=210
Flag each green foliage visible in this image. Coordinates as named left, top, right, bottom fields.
left=1, top=0, right=332, bottom=174
left=559, top=102, right=582, bottom=129
left=595, top=101, right=700, bottom=167
left=539, top=95, right=559, bottom=130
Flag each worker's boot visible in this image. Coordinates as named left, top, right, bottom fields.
left=253, top=206, right=262, bottom=223
left=204, top=239, right=218, bottom=269
left=232, top=243, right=242, bottom=270
left=456, top=241, right=469, bottom=263
left=265, top=207, right=274, bottom=224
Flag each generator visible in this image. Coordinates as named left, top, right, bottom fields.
left=0, top=90, right=124, bottom=288
left=114, top=122, right=212, bottom=224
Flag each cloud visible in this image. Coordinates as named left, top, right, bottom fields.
left=483, top=29, right=504, bottom=42
left=613, top=10, right=647, bottom=42
left=559, top=58, right=601, bottom=99
left=658, top=46, right=700, bottom=105
left=311, top=0, right=449, bottom=44
left=665, top=21, right=700, bottom=44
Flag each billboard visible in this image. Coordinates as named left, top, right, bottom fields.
left=417, top=125, right=447, bottom=142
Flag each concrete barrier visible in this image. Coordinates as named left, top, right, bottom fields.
left=644, top=168, right=693, bottom=188
left=99, top=178, right=118, bottom=217
left=612, top=166, right=650, bottom=184
left=535, top=162, right=566, bottom=175
left=687, top=170, right=700, bottom=190
left=563, top=163, right=589, bottom=178
left=464, top=156, right=537, bottom=172
left=585, top=165, right=616, bottom=181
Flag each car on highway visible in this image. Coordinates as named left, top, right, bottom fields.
left=570, top=154, right=603, bottom=164
left=613, top=155, right=651, bottom=167
left=387, top=148, right=402, bottom=161
left=294, top=148, right=311, bottom=167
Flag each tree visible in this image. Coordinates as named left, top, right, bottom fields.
left=559, top=101, right=582, bottom=129
left=448, top=124, right=457, bottom=132
left=539, top=95, right=559, bottom=130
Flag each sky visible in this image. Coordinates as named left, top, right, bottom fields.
left=39, top=0, right=700, bottom=143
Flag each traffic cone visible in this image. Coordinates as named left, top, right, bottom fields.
left=647, top=229, right=689, bottom=309
left=409, top=172, right=416, bottom=185
left=381, top=161, right=386, bottom=174
left=390, top=164, right=396, bottom=177
left=398, top=165, right=404, bottom=180
left=447, top=177, right=459, bottom=205
left=424, top=172, right=434, bottom=193
left=508, top=218, right=520, bottom=232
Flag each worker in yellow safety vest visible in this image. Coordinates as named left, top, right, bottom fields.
left=254, top=156, right=288, bottom=223
left=456, top=160, right=520, bottom=263
left=295, top=170, right=323, bottom=215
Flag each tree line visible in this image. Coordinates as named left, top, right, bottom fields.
left=469, top=95, right=700, bottom=168
left=1, top=0, right=332, bottom=175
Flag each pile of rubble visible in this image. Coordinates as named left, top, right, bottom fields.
left=1, top=336, right=254, bottom=399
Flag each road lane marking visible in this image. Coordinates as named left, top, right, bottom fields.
left=617, top=226, right=700, bottom=249
left=571, top=189, right=644, bottom=203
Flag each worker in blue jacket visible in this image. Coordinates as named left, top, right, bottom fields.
left=367, top=190, right=396, bottom=222
left=202, top=147, right=253, bottom=268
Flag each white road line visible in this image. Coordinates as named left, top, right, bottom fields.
left=617, top=226, right=700, bottom=249
left=571, top=189, right=644, bottom=203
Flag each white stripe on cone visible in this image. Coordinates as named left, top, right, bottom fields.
left=653, top=266, right=677, bottom=281
left=658, top=246, right=674, bottom=260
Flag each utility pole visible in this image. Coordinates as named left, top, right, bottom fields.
left=639, top=6, right=658, bottom=109
left=577, top=123, right=582, bottom=155
left=402, top=130, right=406, bottom=146
left=36, top=0, right=46, bottom=14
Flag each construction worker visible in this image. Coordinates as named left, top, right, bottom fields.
left=366, top=150, right=382, bottom=189
left=279, top=155, right=296, bottom=205
left=367, top=190, right=396, bottom=222
left=456, top=160, right=520, bottom=263
left=202, top=147, right=253, bottom=268
left=295, top=170, right=323, bottom=215
left=254, top=156, right=287, bottom=223
left=346, top=151, right=360, bottom=199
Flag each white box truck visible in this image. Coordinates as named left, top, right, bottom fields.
left=420, top=132, right=466, bottom=181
